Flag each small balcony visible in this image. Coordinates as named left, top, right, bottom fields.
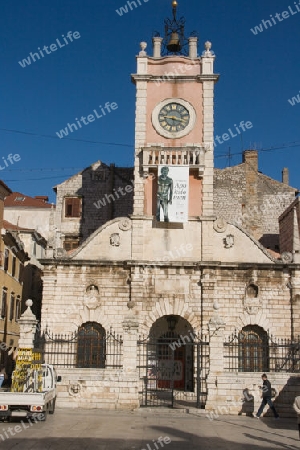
left=142, top=145, right=209, bottom=178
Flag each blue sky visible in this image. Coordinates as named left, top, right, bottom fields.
left=1, top=0, right=300, bottom=202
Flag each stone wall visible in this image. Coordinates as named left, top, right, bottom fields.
left=54, top=162, right=133, bottom=248
left=279, top=197, right=300, bottom=254
left=55, top=369, right=139, bottom=410
left=214, top=151, right=297, bottom=250
left=205, top=372, right=300, bottom=418
left=39, top=259, right=300, bottom=412
left=41, top=262, right=295, bottom=342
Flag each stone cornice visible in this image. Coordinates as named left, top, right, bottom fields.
left=197, top=74, right=220, bottom=82
left=229, top=221, right=277, bottom=263
left=131, top=74, right=153, bottom=83
left=40, top=258, right=300, bottom=271
left=131, top=74, right=220, bottom=83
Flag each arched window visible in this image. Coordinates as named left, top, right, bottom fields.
left=77, top=322, right=106, bottom=368
left=239, top=325, right=268, bottom=372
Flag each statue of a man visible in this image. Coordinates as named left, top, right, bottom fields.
left=156, top=166, right=173, bottom=222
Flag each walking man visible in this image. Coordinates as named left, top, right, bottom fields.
left=255, top=373, right=279, bottom=419
left=293, top=395, right=300, bottom=439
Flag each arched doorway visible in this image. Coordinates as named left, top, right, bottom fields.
left=138, top=315, right=208, bottom=408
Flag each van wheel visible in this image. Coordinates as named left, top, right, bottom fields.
left=49, top=398, right=56, bottom=414
left=39, top=410, right=47, bottom=421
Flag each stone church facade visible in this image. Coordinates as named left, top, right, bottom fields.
left=38, top=4, right=300, bottom=414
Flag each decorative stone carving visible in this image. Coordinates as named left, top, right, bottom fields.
left=224, top=234, right=234, bottom=248
left=139, top=41, right=147, bottom=56
left=244, top=283, right=261, bottom=315
left=83, top=285, right=100, bottom=310
left=281, top=252, right=293, bottom=264
left=110, top=233, right=120, bottom=247
left=127, top=301, right=136, bottom=309
left=122, top=315, right=139, bottom=332
left=213, top=218, right=227, bottom=233
left=203, top=142, right=213, bottom=152
left=68, top=383, right=81, bottom=396
left=202, top=41, right=214, bottom=56
left=118, top=218, right=131, bottom=231
left=246, top=284, right=258, bottom=298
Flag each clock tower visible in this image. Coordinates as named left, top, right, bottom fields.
left=131, top=1, right=219, bottom=260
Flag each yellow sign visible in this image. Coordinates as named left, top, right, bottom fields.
left=11, top=348, right=43, bottom=393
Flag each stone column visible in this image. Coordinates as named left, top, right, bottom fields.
left=120, top=315, right=139, bottom=408
left=290, top=269, right=300, bottom=338
left=205, top=306, right=226, bottom=411
left=201, top=41, right=217, bottom=221
left=153, top=37, right=163, bottom=58
left=122, top=315, right=139, bottom=372
left=188, top=36, right=198, bottom=58
left=17, top=299, right=38, bottom=349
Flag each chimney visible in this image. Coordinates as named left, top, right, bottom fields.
left=242, top=150, right=261, bottom=239
left=242, top=150, right=258, bottom=172
left=282, top=167, right=289, bottom=185
left=35, top=196, right=49, bottom=203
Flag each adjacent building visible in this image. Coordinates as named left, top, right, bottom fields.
left=0, top=183, right=29, bottom=376
left=4, top=191, right=54, bottom=241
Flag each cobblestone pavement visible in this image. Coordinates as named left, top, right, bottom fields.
left=0, top=408, right=299, bottom=449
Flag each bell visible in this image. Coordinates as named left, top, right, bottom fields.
left=167, top=32, right=181, bottom=52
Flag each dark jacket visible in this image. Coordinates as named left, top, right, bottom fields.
left=262, top=379, right=272, bottom=398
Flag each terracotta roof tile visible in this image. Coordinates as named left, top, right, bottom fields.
left=2, top=220, right=34, bottom=232
left=4, top=192, right=54, bottom=208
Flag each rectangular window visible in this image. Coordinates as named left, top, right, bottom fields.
left=63, top=238, right=80, bottom=251
left=19, top=263, right=24, bottom=283
left=4, top=250, right=9, bottom=272
left=1, top=289, right=7, bottom=318
left=9, top=294, right=15, bottom=321
left=12, top=256, right=16, bottom=277
left=15, top=298, right=21, bottom=320
left=65, top=197, right=81, bottom=218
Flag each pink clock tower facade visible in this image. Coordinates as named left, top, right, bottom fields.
left=131, top=16, right=219, bottom=261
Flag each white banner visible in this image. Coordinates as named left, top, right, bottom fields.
left=156, top=166, right=189, bottom=223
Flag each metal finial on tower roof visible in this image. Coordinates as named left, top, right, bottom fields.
left=153, top=0, right=197, bottom=56
left=172, top=0, right=178, bottom=19
left=172, top=0, right=177, bottom=20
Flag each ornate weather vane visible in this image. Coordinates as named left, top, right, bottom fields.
left=154, top=1, right=197, bottom=56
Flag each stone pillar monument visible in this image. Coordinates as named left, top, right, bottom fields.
left=18, top=299, right=38, bottom=349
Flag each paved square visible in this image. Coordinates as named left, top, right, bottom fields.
left=0, top=408, right=299, bottom=449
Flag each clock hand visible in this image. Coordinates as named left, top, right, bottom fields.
left=164, top=115, right=187, bottom=123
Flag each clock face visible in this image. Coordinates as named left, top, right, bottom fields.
left=152, top=98, right=196, bottom=139
left=158, top=102, right=190, bottom=133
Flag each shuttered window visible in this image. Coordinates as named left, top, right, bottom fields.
left=65, top=197, right=81, bottom=218
left=1, top=289, right=7, bottom=318
left=9, top=293, right=15, bottom=321
left=63, top=238, right=80, bottom=251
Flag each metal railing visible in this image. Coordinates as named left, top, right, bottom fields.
left=224, top=330, right=300, bottom=373
left=34, top=326, right=123, bottom=369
